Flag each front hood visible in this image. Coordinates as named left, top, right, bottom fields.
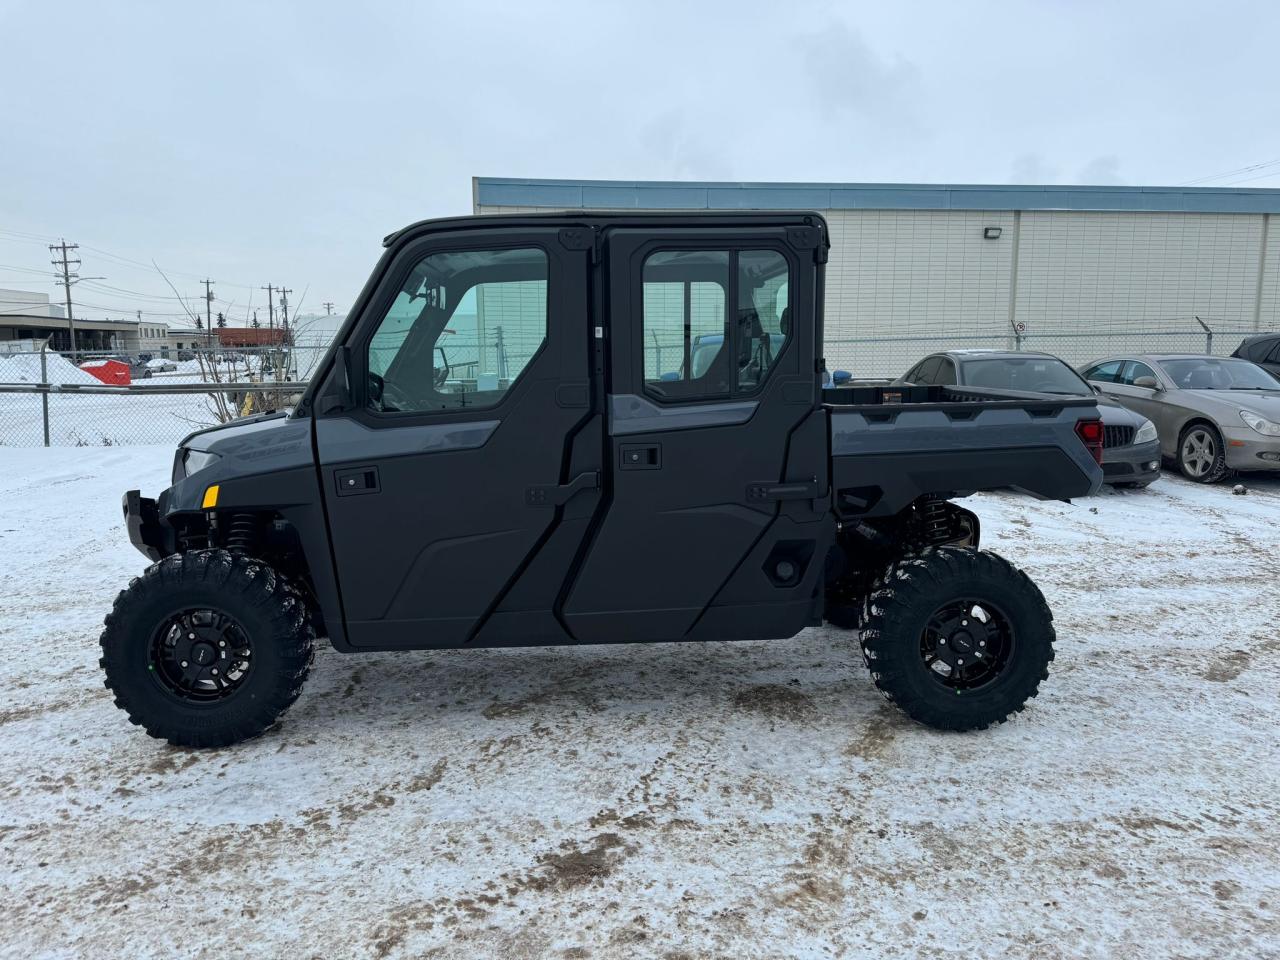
left=163, top=412, right=315, bottom=516
left=183, top=413, right=312, bottom=470
left=1182, top=389, right=1280, bottom=419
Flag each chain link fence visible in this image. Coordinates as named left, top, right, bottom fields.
left=0, top=342, right=319, bottom=447
left=823, top=319, right=1270, bottom=380
left=2, top=320, right=1275, bottom=446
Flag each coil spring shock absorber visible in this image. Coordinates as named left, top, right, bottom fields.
left=225, top=513, right=257, bottom=553
left=919, top=498, right=953, bottom=546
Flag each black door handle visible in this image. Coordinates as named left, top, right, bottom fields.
left=526, top=471, right=600, bottom=506
left=335, top=466, right=380, bottom=497
left=619, top=443, right=661, bottom=470
left=746, top=479, right=819, bottom=502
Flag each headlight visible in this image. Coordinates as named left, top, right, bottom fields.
left=1134, top=419, right=1158, bottom=444
left=181, top=448, right=221, bottom=477
left=1240, top=411, right=1280, bottom=437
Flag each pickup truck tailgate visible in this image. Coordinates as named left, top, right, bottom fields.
left=828, top=389, right=1103, bottom=518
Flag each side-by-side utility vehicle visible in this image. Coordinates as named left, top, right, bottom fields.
left=103, top=212, right=1104, bottom=747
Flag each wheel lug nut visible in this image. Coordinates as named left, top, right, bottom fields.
left=939, top=638, right=947, bottom=645
left=218, top=641, right=226, bottom=648
left=979, top=640, right=986, bottom=647
left=212, top=668, right=219, bottom=675
left=957, top=658, right=964, bottom=664
left=181, top=660, right=189, bottom=668
left=188, top=633, right=195, bottom=639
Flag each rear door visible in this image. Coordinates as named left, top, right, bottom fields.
left=315, top=224, right=601, bottom=649
left=562, top=223, right=831, bottom=644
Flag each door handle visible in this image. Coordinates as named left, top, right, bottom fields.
left=335, top=466, right=380, bottom=497
left=747, top=479, right=820, bottom=502
left=526, top=471, right=600, bottom=506
left=619, top=443, right=661, bottom=470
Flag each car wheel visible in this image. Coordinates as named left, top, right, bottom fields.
left=1177, top=423, right=1229, bottom=483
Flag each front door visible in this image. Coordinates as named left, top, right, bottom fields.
left=562, top=224, right=831, bottom=643
left=316, top=226, right=600, bottom=648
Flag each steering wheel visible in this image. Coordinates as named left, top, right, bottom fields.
left=367, top=372, right=415, bottom=412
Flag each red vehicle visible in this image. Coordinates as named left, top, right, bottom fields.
left=80, top=358, right=131, bottom=385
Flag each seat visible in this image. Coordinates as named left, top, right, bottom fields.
left=1187, top=367, right=1218, bottom=389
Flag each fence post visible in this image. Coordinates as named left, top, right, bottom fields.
left=494, top=326, right=507, bottom=381
left=39, top=341, right=51, bottom=447
left=1194, top=316, right=1213, bottom=355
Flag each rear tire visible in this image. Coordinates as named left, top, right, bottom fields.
left=858, top=547, right=1054, bottom=731
left=1177, top=422, right=1229, bottom=483
left=100, top=550, right=314, bottom=748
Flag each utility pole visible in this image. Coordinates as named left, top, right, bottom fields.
left=260, top=284, right=275, bottom=332
left=202, top=278, right=215, bottom=349
left=49, top=240, right=80, bottom=355
left=323, top=301, right=334, bottom=316
left=278, top=287, right=292, bottom=330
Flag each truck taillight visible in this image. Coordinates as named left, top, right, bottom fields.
left=1075, top=418, right=1104, bottom=466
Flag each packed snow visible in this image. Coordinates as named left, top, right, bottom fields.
left=0, top=352, right=98, bottom=385
left=0, top=448, right=1277, bottom=958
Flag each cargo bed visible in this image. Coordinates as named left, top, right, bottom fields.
left=825, top=383, right=1104, bottom=517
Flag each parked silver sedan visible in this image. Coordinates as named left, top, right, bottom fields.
left=1080, top=354, right=1280, bottom=482
left=896, top=350, right=1162, bottom=487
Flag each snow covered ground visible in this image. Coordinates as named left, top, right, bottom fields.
left=0, top=448, right=1277, bottom=959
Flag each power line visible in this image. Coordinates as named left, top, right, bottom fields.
left=1181, top=157, right=1280, bottom=186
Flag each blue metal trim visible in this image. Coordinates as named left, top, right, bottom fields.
left=476, top=177, right=1280, bottom=215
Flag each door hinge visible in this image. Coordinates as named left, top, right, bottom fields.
left=526, top=471, right=600, bottom=506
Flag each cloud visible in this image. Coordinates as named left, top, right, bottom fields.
left=791, top=17, right=922, bottom=129
left=1078, top=155, right=1125, bottom=185
left=1009, top=154, right=1059, bottom=184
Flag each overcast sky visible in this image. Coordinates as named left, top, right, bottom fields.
left=2, top=0, right=1278, bottom=327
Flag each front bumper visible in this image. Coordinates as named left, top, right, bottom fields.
left=1101, top=439, right=1162, bottom=484
left=123, top=489, right=171, bottom=562
left=1222, top=428, right=1280, bottom=472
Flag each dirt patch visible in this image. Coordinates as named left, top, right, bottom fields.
left=405, top=758, right=448, bottom=793
left=732, top=683, right=814, bottom=720
left=1202, top=650, right=1251, bottom=683
left=528, top=832, right=631, bottom=892
left=843, top=710, right=898, bottom=760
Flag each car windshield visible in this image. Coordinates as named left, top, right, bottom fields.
left=1158, top=358, right=1280, bottom=391
left=961, top=357, right=1089, bottom=395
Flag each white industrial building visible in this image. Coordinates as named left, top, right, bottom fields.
left=474, top=177, right=1280, bottom=376
left=0, top=288, right=172, bottom=355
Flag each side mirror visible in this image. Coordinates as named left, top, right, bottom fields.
left=1133, top=375, right=1160, bottom=390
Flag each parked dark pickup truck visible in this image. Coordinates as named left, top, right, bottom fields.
left=102, top=212, right=1102, bottom=748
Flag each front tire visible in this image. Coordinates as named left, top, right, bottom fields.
left=100, top=550, right=314, bottom=748
left=1178, top=423, right=1229, bottom=483
left=859, top=547, right=1054, bottom=731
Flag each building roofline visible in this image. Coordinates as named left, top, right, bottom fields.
left=474, top=176, right=1280, bottom=215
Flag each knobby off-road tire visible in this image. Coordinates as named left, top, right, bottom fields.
left=100, top=550, right=314, bottom=748
left=858, top=546, right=1054, bottom=732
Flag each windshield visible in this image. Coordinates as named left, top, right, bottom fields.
left=1158, top=358, right=1280, bottom=391
left=962, top=357, right=1090, bottom=395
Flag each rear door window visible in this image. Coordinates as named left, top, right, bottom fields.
left=1120, top=361, right=1157, bottom=385
left=641, top=248, right=791, bottom=402
left=933, top=358, right=957, bottom=385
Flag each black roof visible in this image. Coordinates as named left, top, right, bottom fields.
left=383, top=210, right=829, bottom=248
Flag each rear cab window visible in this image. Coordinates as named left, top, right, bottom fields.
left=641, top=248, right=791, bottom=402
